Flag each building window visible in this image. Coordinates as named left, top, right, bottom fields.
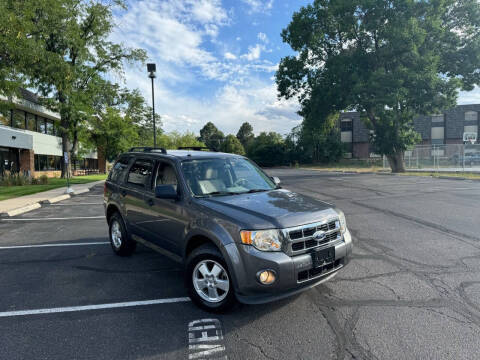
left=464, top=125, right=478, bottom=142
left=38, top=117, right=46, bottom=133
left=465, top=111, right=478, bottom=121
left=12, top=110, right=25, bottom=129
left=46, top=120, right=55, bottom=135
left=340, top=118, right=353, bottom=131
left=34, top=155, right=62, bottom=171
left=0, top=109, right=10, bottom=127
left=26, top=113, right=36, bottom=131
left=431, top=114, right=444, bottom=123
left=431, top=126, right=444, bottom=145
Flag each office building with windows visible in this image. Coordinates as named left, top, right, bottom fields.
left=339, top=104, right=480, bottom=159
left=0, top=89, right=102, bottom=177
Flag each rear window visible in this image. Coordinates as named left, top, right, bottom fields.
left=108, top=156, right=130, bottom=184
left=127, top=159, right=153, bottom=188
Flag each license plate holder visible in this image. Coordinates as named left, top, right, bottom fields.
left=312, top=246, right=335, bottom=268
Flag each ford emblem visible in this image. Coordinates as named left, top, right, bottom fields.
left=312, top=230, right=326, bottom=241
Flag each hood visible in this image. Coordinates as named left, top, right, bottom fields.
left=197, top=189, right=338, bottom=229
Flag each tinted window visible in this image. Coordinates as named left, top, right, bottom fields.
left=127, top=159, right=153, bottom=187
left=38, top=117, right=46, bottom=133
left=46, top=120, right=55, bottom=135
left=109, top=157, right=130, bottom=183
left=26, top=113, right=36, bottom=131
left=12, top=110, right=25, bottom=129
left=0, top=109, right=10, bottom=127
left=154, top=162, right=178, bottom=191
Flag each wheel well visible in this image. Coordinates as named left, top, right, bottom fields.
left=106, top=204, right=120, bottom=223
left=185, top=235, right=217, bottom=258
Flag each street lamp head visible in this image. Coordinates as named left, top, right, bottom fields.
left=147, top=63, right=156, bottom=78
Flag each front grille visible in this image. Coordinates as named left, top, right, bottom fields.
left=286, top=219, right=341, bottom=254
left=298, top=259, right=342, bottom=282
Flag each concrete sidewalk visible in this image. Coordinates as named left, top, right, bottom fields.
left=0, top=180, right=104, bottom=217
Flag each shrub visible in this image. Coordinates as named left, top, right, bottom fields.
left=39, top=175, right=49, bottom=185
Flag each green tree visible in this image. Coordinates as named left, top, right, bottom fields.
left=198, top=122, right=225, bottom=150
left=157, top=131, right=205, bottom=149
left=248, top=132, right=287, bottom=167
left=236, top=122, right=254, bottom=149
left=277, top=0, right=480, bottom=172
left=0, top=0, right=146, bottom=177
left=221, top=135, right=245, bottom=155
left=87, top=86, right=154, bottom=161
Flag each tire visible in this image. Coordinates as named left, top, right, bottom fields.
left=186, top=244, right=236, bottom=312
left=109, top=212, right=136, bottom=256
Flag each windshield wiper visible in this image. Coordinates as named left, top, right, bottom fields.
left=200, top=191, right=241, bottom=197
left=245, top=189, right=269, bottom=193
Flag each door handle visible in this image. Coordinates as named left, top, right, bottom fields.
left=147, top=198, right=154, bottom=206
left=121, top=190, right=127, bottom=197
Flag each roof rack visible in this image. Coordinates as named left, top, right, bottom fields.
left=128, top=147, right=167, bottom=154
left=177, top=146, right=217, bottom=152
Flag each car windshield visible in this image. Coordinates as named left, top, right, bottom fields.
left=181, top=157, right=276, bottom=197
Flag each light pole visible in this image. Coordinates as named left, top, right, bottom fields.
left=147, top=63, right=157, bottom=148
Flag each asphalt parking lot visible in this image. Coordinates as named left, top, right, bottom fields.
left=1, top=169, right=480, bottom=360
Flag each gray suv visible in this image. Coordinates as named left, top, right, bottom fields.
left=104, top=147, right=352, bottom=311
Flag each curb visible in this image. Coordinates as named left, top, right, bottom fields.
left=72, top=188, right=89, bottom=196
left=45, top=194, right=71, bottom=204
left=1, top=203, right=42, bottom=217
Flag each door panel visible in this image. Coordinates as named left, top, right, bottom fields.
left=141, top=161, right=187, bottom=255
left=123, top=159, right=153, bottom=236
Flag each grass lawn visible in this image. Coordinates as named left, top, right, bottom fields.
left=0, top=174, right=107, bottom=201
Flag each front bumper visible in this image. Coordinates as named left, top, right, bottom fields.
left=224, top=229, right=353, bottom=304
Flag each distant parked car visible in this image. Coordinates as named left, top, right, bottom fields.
left=451, top=153, right=480, bottom=166
left=103, top=147, right=352, bottom=311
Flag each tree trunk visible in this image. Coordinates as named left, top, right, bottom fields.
left=387, top=151, right=406, bottom=173
left=61, top=127, right=72, bottom=179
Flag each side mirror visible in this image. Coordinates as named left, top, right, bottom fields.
left=272, top=176, right=281, bottom=186
left=155, top=184, right=178, bottom=199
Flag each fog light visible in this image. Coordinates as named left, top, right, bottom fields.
left=257, top=270, right=276, bottom=285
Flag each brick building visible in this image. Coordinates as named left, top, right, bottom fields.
left=0, top=89, right=104, bottom=177
left=339, top=104, right=480, bottom=159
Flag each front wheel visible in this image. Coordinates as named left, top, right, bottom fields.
left=186, top=244, right=236, bottom=312
left=109, top=213, right=136, bottom=256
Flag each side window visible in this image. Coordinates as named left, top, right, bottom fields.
left=109, top=157, right=130, bottom=183
left=127, top=159, right=153, bottom=188
left=154, top=162, right=178, bottom=191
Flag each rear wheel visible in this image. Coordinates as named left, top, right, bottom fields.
left=109, top=213, right=136, bottom=256
left=186, top=244, right=236, bottom=312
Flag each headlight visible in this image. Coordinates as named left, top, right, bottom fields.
left=337, top=210, right=347, bottom=233
left=240, top=229, right=282, bottom=252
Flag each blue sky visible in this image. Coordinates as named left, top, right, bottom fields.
left=111, top=0, right=480, bottom=135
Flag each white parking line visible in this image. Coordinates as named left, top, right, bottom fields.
left=1, top=216, right=104, bottom=221
left=50, top=203, right=103, bottom=206
left=0, top=242, right=109, bottom=250
left=0, top=297, right=191, bottom=318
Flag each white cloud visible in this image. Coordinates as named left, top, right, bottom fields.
left=190, top=0, right=228, bottom=24
left=257, top=32, right=269, bottom=43
left=224, top=52, right=237, bottom=60
left=241, top=0, right=274, bottom=14
left=110, top=0, right=300, bottom=137
left=459, top=86, right=480, bottom=104
left=241, top=44, right=263, bottom=61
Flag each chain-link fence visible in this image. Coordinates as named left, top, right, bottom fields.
left=382, top=144, right=480, bottom=172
